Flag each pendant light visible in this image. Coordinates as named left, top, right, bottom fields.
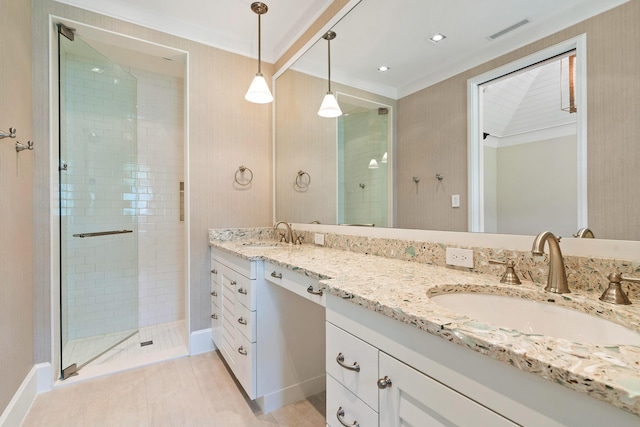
left=245, top=2, right=273, bottom=104
left=318, top=31, right=342, bottom=118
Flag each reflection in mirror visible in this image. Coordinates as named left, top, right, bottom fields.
left=479, top=51, right=581, bottom=236
left=275, top=67, right=396, bottom=226
left=275, top=0, right=639, bottom=241
left=338, top=94, right=391, bottom=227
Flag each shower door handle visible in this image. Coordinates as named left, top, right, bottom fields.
left=73, top=229, right=133, bottom=238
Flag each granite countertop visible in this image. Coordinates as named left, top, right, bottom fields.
left=209, top=237, right=640, bottom=417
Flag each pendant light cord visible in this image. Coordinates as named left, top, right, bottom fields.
left=258, top=13, right=262, bottom=74
left=327, top=36, right=331, bottom=92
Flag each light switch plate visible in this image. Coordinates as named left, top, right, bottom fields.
left=314, top=233, right=325, bottom=246
left=451, top=194, right=460, bottom=208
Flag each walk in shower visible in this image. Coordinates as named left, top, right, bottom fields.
left=338, top=95, right=391, bottom=227
left=57, top=24, right=186, bottom=380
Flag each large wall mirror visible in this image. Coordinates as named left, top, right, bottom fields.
left=275, top=0, right=639, bottom=241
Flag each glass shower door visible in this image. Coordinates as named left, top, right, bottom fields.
left=58, top=28, right=139, bottom=378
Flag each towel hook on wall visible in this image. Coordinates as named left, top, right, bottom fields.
left=16, top=140, right=34, bottom=153
left=1, top=127, right=17, bottom=139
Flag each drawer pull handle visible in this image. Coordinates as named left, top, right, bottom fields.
left=230, top=280, right=237, bottom=286
left=377, top=376, right=392, bottom=389
left=238, top=346, right=248, bottom=356
left=211, top=269, right=217, bottom=274
left=336, top=407, right=359, bottom=427
left=211, top=291, right=217, bottom=297
left=238, top=317, right=247, bottom=325
left=211, top=314, right=218, bottom=320
left=271, top=271, right=283, bottom=279
left=238, top=287, right=248, bottom=295
left=306, top=285, right=323, bottom=296
left=336, top=353, right=360, bottom=372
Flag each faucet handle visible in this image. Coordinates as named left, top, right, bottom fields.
left=489, top=259, right=522, bottom=285
left=600, top=272, right=640, bottom=305
left=294, top=235, right=304, bottom=245
left=277, top=232, right=286, bottom=242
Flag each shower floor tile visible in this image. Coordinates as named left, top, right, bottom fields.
left=62, top=320, right=188, bottom=383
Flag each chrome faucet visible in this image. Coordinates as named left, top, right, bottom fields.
left=273, top=221, right=294, bottom=244
left=531, top=231, right=570, bottom=293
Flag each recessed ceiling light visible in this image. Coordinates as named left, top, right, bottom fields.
left=377, top=66, right=390, bottom=72
left=429, top=33, right=446, bottom=43
left=91, top=67, right=104, bottom=73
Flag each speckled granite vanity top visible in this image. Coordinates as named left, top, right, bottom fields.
left=209, top=234, right=640, bottom=417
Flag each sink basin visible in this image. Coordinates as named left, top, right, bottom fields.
left=241, top=242, right=280, bottom=249
left=430, top=293, right=640, bottom=345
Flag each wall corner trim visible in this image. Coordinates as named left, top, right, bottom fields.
left=0, top=363, right=52, bottom=427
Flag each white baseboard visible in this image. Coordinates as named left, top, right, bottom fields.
left=0, top=363, right=52, bottom=427
left=256, top=374, right=326, bottom=414
left=190, top=328, right=215, bottom=355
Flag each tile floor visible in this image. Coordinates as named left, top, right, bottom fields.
left=22, top=351, right=326, bottom=427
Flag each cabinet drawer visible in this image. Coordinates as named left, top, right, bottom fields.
left=235, top=278, right=256, bottom=311
left=210, top=281, right=222, bottom=308
left=379, top=352, right=516, bottom=426
left=220, top=265, right=256, bottom=311
left=236, top=303, right=257, bottom=343
left=326, top=375, right=378, bottom=427
left=264, top=261, right=325, bottom=306
left=211, top=302, right=223, bottom=347
left=326, top=322, right=379, bottom=410
left=211, top=248, right=256, bottom=279
left=234, top=332, right=257, bottom=400
left=210, top=257, right=221, bottom=284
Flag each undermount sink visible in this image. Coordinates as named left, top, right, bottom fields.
left=430, top=292, right=640, bottom=346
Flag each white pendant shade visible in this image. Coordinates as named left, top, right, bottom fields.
left=245, top=74, right=273, bottom=104
left=381, top=152, right=388, bottom=163
left=368, top=159, right=379, bottom=169
left=318, top=92, right=342, bottom=118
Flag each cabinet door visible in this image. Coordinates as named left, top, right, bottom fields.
left=379, top=353, right=516, bottom=427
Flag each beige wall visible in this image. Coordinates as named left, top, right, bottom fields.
left=0, top=0, right=34, bottom=413
left=32, top=1, right=273, bottom=365
left=396, top=1, right=640, bottom=240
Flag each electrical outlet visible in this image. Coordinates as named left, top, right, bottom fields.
left=314, top=233, right=325, bottom=246
left=446, top=247, right=474, bottom=268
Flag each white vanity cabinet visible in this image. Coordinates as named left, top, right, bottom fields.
left=210, top=247, right=326, bottom=413
left=326, top=318, right=515, bottom=427
left=326, top=293, right=640, bottom=427
left=211, top=248, right=259, bottom=398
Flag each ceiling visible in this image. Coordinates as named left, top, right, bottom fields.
left=54, top=0, right=333, bottom=63
left=483, top=56, right=577, bottom=142
left=291, top=0, right=629, bottom=98
left=55, top=0, right=628, bottom=98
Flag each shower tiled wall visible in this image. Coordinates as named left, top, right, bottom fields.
left=62, top=52, right=139, bottom=341
left=339, top=109, right=389, bottom=227
left=131, top=67, right=185, bottom=327
left=63, top=55, right=185, bottom=341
